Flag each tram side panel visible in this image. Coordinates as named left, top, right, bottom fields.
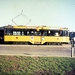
left=4, top=35, right=41, bottom=44
left=41, top=36, right=70, bottom=44
left=4, top=36, right=31, bottom=44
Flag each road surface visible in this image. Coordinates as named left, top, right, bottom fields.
left=0, top=45, right=74, bottom=57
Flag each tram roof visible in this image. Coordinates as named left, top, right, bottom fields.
left=0, top=25, right=69, bottom=30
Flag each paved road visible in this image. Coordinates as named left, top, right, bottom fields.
left=0, top=45, right=74, bottom=57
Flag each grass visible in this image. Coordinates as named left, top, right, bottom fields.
left=0, top=55, right=75, bottom=75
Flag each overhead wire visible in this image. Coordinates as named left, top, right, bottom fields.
left=12, top=10, right=31, bottom=25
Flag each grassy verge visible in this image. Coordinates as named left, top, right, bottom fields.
left=0, top=55, right=75, bottom=75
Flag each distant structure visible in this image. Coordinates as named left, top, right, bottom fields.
left=69, top=32, right=75, bottom=40
left=69, top=32, right=75, bottom=44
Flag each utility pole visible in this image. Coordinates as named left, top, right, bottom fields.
left=71, top=39, right=75, bottom=57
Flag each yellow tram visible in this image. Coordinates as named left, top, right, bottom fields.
left=0, top=25, right=70, bottom=45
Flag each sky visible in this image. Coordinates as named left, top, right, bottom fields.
left=0, top=0, right=75, bottom=31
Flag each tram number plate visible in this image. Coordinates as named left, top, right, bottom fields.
left=31, top=36, right=34, bottom=40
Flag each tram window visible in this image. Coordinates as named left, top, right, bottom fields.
left=65, top=31, right=68, bottom=36
left=22, top=32, right=24, bottom=35
left=13, top=31, right=21, bottom=35
left=27, top=31, right=30, bottom=35
left=13, top=31, right=16, bottom=35
left=40, top=30, right=47, bottom=36
left=34, top=31, right=37, bottom=36
left=31, top=31, right=34, bottom=36
left=47, top=31, right=51, bottom=36
left=59, top=31, right=63, bottom=36
left=63, top=31, right=68, bottom=36
left=50, top=30, right=55, bottom=36
left=16, top=31, right=21, bottom=35
left=4, top=29, right=7, bottom=35
left=44, top=31, right=47, bottom=36
left=55, top=32, right=59, bottom=36
left=37, top=31, right=41, bottom=36
left=6, top=29, right=12, bottom=35
left=43, top=31, right=48, bottom=36
left=23, top=31, right=27, bottom=35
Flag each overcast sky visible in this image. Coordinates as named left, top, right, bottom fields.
left=0, top=0, right=75, bottom=31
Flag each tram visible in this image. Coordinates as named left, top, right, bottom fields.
left=0, top=25, right=70, bottom=45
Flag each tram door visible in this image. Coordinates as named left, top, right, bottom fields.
left=30, top=31, right=42, bottom=44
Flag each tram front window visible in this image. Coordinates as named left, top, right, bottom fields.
left=63, top=31, right=68, bottom=36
